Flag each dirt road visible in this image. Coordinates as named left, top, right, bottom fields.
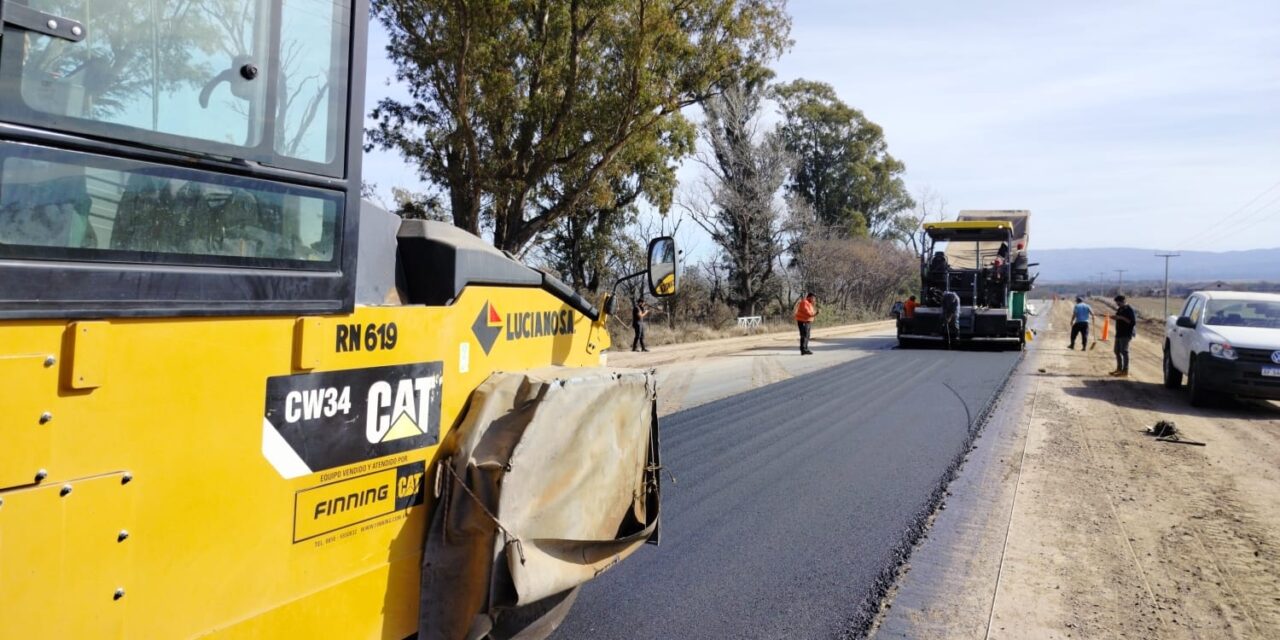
left=876, top=301, right=1280, bottom=639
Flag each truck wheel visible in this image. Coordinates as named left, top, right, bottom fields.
left=1162, top=344, right=1182, bottom=389
left=1187, top=356, right=1211, bottom=407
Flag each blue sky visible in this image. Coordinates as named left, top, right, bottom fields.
left=361, top=0, right=1280, bottom=253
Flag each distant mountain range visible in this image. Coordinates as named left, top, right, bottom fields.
left=1033, top=247, right=1280, bottom=283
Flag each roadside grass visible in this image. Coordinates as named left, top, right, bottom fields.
left=1089, top=296, right=1183, bottom=333
left=1128, top=296, right=1185, bottom=323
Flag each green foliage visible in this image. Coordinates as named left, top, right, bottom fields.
left=391, top=188, right=452, bottom=221
left=772, top=79, right=914, bottom=238
left=539, top=186, right=642, bottom=294
left=368, top=0, right=792, bottom=254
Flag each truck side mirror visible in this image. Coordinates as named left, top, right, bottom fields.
left=1175, top=316, right=1196, bottom=329
left=647, top=236, right=678, bottom=297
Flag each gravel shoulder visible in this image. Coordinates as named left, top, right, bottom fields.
left=875, top=300, right=1280, bottom=639
left=605, top=320, right=897, bottom=416
left=605, top=320, right=895, bottom=369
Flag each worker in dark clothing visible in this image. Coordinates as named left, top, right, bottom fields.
left=941, top=290, right=961, bottom=349
left=1110, top=295, right=1137, bottom=376
left=631, top=299, right=650, bottom=352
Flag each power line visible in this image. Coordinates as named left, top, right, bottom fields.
left=1194, top=190, right=1280, bottom=249
left=1175, top=177, right=1280, bottom=248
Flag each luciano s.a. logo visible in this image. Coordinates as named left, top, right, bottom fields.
left=472, top=301, right=502, bottom=355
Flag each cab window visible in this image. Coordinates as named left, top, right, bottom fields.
left=1178, top=297, right=1197, bottom=318
left=1186, top=297, right=1204, bottom=325
left=0, top=0, right=349, bottom=172
left=0, top=143, right=340, bottom=268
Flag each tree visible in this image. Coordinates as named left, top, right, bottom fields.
left=897, top=186, right=949, bottom=254
left=791, top=226, right=916, bottom=314
left=538, top=117, right=694, bottom=293
left=368, top=0, right=792, bottom=254
left=686, top=78, right=793, bottom=316
left=391, top=187, right=452, bottom=221
left=773, top=79, right=914, bottom=238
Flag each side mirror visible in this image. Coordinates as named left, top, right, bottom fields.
left=647, top=236, right=678, bottom=297
left=1175, top=316, right=1196, bottom=329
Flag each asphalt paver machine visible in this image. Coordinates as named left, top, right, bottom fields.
left=898, top=210, right=1035, bottom=349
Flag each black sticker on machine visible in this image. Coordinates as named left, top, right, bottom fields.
left=264, top=362, right=443, bottom=473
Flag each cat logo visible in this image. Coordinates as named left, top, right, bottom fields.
left=264, top=362, right=443, bottom=478
left=366, top=375, right=441, bottom=444
left=471, top=301, right=502, bottom=355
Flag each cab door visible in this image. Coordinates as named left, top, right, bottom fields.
left=1170, top=295, right=1202, bottom=371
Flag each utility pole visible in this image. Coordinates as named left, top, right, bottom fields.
left=1114, top=269, right=1127, bottom=296
left=1155, top=252, right=1180, bottom=317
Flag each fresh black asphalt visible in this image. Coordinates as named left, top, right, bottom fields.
left=555, top=336, right=1020, bottom=639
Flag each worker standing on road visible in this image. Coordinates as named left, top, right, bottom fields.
left=941, top=290, right=961, bottom=349
left=1068, top=296, right=1094, bottom=350
left=1110, top=295, right=1137, bottom=377
left=795, top=293, right=818, bottom=355
left=631, top=299, right=651, bottom=352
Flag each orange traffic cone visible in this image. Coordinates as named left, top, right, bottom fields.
left=1100, top=315, right=1110, bottom=341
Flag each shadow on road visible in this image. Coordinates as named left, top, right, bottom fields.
left=809, top=336, right=896, bottom=351
left=1062, top=377, right=1280, bottom=420
left=894, top=340, right=1022, bottom=353
left=727, top=335, right=894, bottom=356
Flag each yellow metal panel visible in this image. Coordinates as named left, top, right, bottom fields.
left=0, top=326, right=61, bottom=489
left=294, top=317, right=327, bottom=371
left=0, top=472, right=135, bottom=639
left=68, top=320, right=109, bottom=389
left=0, top=284, right=610, bottom=637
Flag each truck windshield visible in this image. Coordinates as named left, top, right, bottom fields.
left=0, top=0, right=350, bottom=171
left=1204, top=300, right=1280, bottom=329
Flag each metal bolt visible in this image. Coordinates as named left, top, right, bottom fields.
left=44, top=355, right=56, bottom=367
left=117, top=529, right=130, bottom=542
left=47, top=19, right=58, bottom=30
left=35, top=469, right=48, bottom=482
left=71, top=25, right=82, bottom=36
left=113, top=588, right=125, bottom=600
left=60, top=484, right=73, bottom=496
left=39, top=411, right=53, bottom=424
left=121, top=472, right=133, bottom=484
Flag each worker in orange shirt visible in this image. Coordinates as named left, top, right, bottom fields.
left=903, top=295, right=918, bottom=319
left=794, top=292, right=818, bottom=355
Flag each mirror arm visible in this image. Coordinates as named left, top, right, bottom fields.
left=600, top=271, right=648, bottom=322
left=610, top=271, right=649, bottom=298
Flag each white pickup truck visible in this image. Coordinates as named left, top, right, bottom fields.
left=1163, top=291, right=1280, bottom=405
